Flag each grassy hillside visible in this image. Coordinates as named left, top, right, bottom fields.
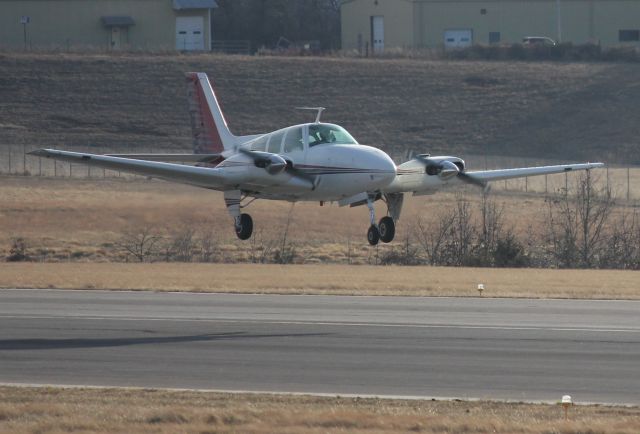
left=0, top=52, right=638, bottom=164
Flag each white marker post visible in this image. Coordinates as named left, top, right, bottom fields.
left=477, top=283, right=484, bottom=296
left=561, top=395, right=572, bottom=420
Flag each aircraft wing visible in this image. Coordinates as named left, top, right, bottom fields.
left=29, top=149, right=229, bottom=190
left=386, top=161, right=605, bottom=195
left=105, top=153, right=222, bottom=163
left=463, top=162, right=605, bottom=183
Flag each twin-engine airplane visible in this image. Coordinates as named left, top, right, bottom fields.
left=31, top=73, right=603, bottom=245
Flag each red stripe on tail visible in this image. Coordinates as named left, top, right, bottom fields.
left=186, top=73, right=225, bottom=154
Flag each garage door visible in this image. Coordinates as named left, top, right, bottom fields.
left=176, top=16, right=204, bottom=51
left=444, top=29, right=473, bottom=48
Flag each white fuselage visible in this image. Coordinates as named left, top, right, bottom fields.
left=217, top=123, right=397, bottom=201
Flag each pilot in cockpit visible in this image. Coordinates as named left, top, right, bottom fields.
left=309, top=124, right=357, bottom=147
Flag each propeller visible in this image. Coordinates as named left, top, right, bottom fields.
left=414, top=154, right=486, bottom=189
left=238, top=147, right=318, bottom=189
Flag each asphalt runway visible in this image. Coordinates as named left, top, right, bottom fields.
left=1, top=289, right=639, bottom=404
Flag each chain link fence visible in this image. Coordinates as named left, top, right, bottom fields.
left=2, top=144, right=638, bottom=201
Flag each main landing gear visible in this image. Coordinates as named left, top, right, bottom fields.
left=365, top=193, right=403, bottom=246
left=235, top=213, right=253, bottom=240
left=225, top=190, right=256, bottom=240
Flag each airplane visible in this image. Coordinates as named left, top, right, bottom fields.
left=30, top=72, right=604, bottom=245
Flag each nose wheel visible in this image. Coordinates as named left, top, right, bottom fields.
left=235, top=213, right=253, bottom=240
left=367, top=225, right=380, bottom=245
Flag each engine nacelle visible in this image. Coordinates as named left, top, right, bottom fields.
left=252, top=152, right=288, bottom=175
left=421, top=156, right=465, bottom=180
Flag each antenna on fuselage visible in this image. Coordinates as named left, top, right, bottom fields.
left=295, top=107, right=325, bottom=124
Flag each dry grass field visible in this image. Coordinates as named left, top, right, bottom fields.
left=1, top=174, right=638, bottom=265
left=1, top=52, right=640, bottom=164
left=1, top=263, right=638, bottom=299
left=1, top=386, right=638, bottom=434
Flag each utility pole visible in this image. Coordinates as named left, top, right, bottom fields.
left=556, top=0, right=562, bottom=42
left=20, top=16, right=30, bottom=50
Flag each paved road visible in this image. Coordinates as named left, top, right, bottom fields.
left=1, top=289, right=639, bottom=404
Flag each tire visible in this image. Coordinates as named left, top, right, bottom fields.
left=378, top=216, right=395, bottom=243
left=367, top=225, right=380, bottom=246
left=235, top=213, right=253, bottom=240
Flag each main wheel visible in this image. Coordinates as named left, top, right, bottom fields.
left=235, top=213, right=253, bottom=240
left=367, top=225, right=380, bottom=246
left=378, top=216, right=395, bottom=243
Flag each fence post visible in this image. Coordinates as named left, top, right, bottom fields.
left=565, top=172, right=568, bottom=195
left=22, top=143, right=26, bottom=174
left=628, top=167, right=631, bottom=201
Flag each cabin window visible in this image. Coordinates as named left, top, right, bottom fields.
left=250, top=135, right=268, bottom=151
left=268, top=131, right=285, bottom=153
left=283, top=127, right=304, bottom=153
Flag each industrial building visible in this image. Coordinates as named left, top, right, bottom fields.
left=341, top=0, right=640, bottom=52
left=0, top=0, right=217, bottom=51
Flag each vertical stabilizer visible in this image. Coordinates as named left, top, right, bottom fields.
left=185, top=72, right=236, bottom=154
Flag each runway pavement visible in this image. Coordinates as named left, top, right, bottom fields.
left=1, top=289, right=639, bottom=404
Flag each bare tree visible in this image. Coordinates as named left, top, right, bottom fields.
left=198, top=228, right=218, bottom=263
left=545, top=171, right=614, bottom=268
left=478, top=190, right=504, bottom=265
left=274, top=204, right=296, bottom=264
left=600, top=209, right=640, bottom=269
left=248, top=228, right=277, bottom=264
left=415, top=211, right=455, bottom=265
left=117, top=226, right=162, bottom=262
left=6, top=237, right=30, bottom=262
left=165, top=227, right=196, bottom=262
left=452, top=195, right=477, bottom=265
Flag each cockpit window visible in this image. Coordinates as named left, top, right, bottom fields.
left=308, top=124, right=357, bottom=147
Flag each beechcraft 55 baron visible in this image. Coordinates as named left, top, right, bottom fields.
left=31, top=73, right=604, bottom=245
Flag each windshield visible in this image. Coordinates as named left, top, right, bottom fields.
left=308, top=124, right=357, bottom=147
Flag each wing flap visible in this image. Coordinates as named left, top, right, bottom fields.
left=29, top=149, right=228, bottom=189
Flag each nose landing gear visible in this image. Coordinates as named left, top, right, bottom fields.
left=367, top=225, right=380, bottom=245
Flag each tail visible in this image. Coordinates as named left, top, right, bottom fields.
left=185, top=72, right=236, bottom=154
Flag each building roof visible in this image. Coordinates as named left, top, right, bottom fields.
left=173, top=0, right=218, bottom=10
left=101, top=16, right=135, bottom=27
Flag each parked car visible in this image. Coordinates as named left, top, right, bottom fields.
left=522, top=36, right=557, bottom=46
